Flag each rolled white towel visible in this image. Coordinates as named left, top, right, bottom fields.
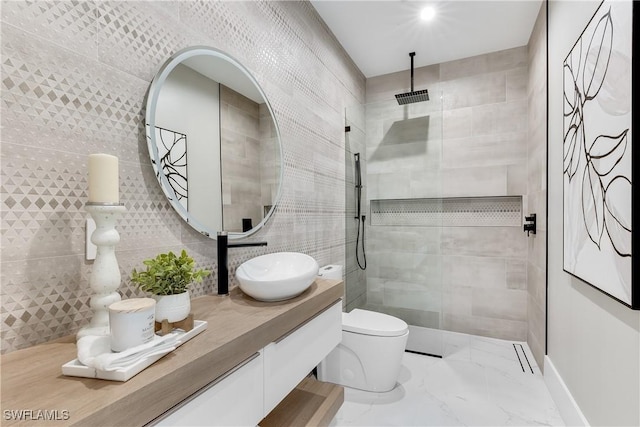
left=77, top=333, right=179, bottom=371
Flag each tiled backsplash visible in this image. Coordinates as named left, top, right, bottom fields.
left=0, top=1, right=364, bottom=353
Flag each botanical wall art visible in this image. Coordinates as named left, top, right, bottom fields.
left=563, top=0, right=636, bottom=308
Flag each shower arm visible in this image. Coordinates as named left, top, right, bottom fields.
left=410, top=52, right=415, bottom=92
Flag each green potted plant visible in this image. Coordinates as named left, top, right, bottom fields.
left=131, top=249, right=210, bottom=323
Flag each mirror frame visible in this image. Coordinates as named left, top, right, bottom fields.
left=145, top=46, right=284, bottom=240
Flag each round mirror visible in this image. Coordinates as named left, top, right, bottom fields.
left=145, top=46, right=283, bottom=239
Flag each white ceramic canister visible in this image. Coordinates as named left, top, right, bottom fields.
left=108, top=298, right=156, bottom=352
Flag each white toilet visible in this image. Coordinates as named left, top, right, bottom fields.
left=317, top=308, right=409, bottom=392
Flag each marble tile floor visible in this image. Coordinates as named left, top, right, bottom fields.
left=332, top=331, right=564, bottom=426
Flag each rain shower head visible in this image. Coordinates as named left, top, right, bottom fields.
left=395, top=89, right=430, bottom=105
left=395, top=52, right=430, bottom=105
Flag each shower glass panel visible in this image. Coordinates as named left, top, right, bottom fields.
left=344, top=103, right=367, bottom=312
left=345, top=91, right=444, bottom=357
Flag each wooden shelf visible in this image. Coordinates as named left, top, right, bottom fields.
left=260, top=376, right=344, bottom=427
left=0, top=279, right=344, bottom=427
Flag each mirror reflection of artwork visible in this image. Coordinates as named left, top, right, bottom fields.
left=562, top=0, right=636, bottom=308
left=145, top=47, right=283, bottom=239
left=154, top=126, right=188, bottom=212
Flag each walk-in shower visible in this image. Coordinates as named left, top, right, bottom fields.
left=345, top=90, right=445, bottom=357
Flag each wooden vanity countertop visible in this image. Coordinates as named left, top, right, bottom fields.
left=0, top=279, right=344, bottom=427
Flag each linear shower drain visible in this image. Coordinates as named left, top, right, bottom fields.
left=513, top=343, right=534, bottom=373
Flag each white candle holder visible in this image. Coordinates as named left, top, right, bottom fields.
left=78, top=203, right=127, bottom=338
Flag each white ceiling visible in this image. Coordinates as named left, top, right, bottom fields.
left=310, top=0, right=543, bottom=78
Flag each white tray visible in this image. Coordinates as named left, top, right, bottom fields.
left=62, top=320, right=207, bottom=382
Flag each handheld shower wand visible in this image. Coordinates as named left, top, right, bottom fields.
left=354, top=153, right=367, bottom=270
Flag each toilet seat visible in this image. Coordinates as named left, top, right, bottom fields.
left=342, top=309, right=408, bottom=337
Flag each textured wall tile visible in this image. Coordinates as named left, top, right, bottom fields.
left=97, top=1, right=209, bottom=81
left=1, top=24, right=147, bottom=160
left=1, top=0, right=365, bottom=353
left=1, top=1, right=99, bottom=59
left=1, top=256, right=88, bottom=352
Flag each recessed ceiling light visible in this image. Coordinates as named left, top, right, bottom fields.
left=420, top=5, right=436, bottom=22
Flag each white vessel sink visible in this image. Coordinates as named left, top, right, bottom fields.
left=235, top=252, right=319, bottom=302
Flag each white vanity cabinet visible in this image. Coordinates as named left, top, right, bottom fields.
left=152, top=352, right=264, bottom=427
left=263, top=300, right=342, bottom=414
left=151, top=300, right=342, bottom=427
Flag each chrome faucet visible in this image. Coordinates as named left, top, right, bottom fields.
left=216, top=231, right=267, bottom=295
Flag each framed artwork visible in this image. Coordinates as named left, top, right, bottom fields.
left=563, top=0, right=637, bottom=308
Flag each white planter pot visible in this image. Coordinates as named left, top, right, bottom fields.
left=154, top=291, right=191, bottom=323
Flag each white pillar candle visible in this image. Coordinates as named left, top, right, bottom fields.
left=88, top=153, right=119, bottom=203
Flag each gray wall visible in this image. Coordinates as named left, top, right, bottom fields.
left=548, top=1, right=640, bottom=425
left=220, top=84, right=263, bottom=233
left=526, top=2, right=547, bottom=370
left=0, top=1, right=365, bottom=353
left=364, top=46, right=531, bottom=341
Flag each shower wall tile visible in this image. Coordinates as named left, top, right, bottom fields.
left=384, top=284, right=442, bottom=313
left=442, top=288, right=473, bottom=317
left=442, top=108, right=472, bottom=140
left=367, top=303, right=441, bottom=329
left=526, top=2, right=547, bottom=370
left=472, top=288, right=527, bottom=322
left=506, top=67, right=529, bottom=101
left=439, top=46, right=528, bottom=81
left=407, top=170, right=444, bottom=199
left=443, top=313, right=527, bottom=341
left=1, top=0, right=365, bottom=353
left=506, top=259, right=527, bottom=290
left=440, top=166, right=508, bottom=198
left=441, top=226, right=527, bottom=258
left=442, top=256, right=508, bottom=290
left=366, top=225, right=442, bottom=255
left=366, top=277, right=384, bottom=305
left=507, top=164, right=528, bottom=195
left=471, top=100, right=528, bottom=136
left=442, top=134, right=527, bottom=170
left=442, top=73, right=506, bottom=110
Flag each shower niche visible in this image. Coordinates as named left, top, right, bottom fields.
left=370, top=196, right=523, bottom=227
